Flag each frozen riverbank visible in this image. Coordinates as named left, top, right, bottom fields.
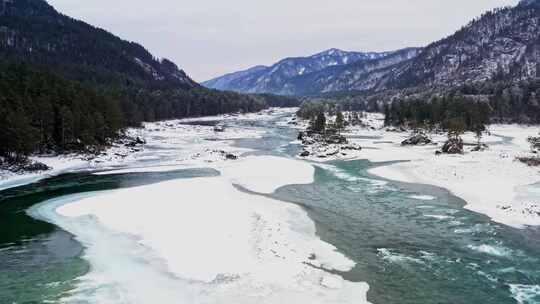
left=367, top=125, right=540, bottom=228
left=32, top=156, right=370, bottom=303
left=308, top=113, right=540, bottom=228
left=0, top=108, right=296, bottom=191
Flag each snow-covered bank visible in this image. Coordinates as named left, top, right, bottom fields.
left=219, top=156, right=315, bottom=194
left=0, top=108, right=297, bottom=191
left=0, top=156, right=88, bottom=191
left=319, top=114, right=540, bottom=228
left=34, top=156, right=370, bottom=303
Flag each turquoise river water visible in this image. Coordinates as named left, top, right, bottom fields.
left=1, top=114, right=540, bottom=303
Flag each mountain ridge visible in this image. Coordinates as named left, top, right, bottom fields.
left=205, top=1, right=540, bottom=96
left=202, top=47, right=414, bottom=94
left=0, top=0, right=198, bottom=90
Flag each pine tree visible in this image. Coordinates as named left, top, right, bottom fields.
left=311, top=112, right=326, bottom=133
left=335, top=111, right=345, bottom=130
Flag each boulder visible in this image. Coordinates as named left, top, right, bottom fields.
left=517, top=157, right=540, bottom=167
left=342, top=144, right=362, bottom=151
left=442, top=138, right=464, bottom=154
left=527, top=136, right=540, bottom=152
left=225, top=153, right=238, bottom=160
left=325, top=134, right=347, bottom=145
left=23, top=161, right=51, bottom=172
left=326, top=148, right=340, bottom=156
left=214, top=125, right=225, bottom=132
left=401, top=134, right=432, bottom=146
left=299, top=150, right=310, bottom=157
left=302, top=137, right=316, bottom=146
left=125, top=136, right=146, bottom=147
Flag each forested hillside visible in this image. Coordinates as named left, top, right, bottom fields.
left=0, top=0, right=297, bottom=158
left=298, top=78, right=540, bottom=131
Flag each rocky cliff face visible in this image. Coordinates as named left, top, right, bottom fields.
left=386, top=4, right=540, bottom=90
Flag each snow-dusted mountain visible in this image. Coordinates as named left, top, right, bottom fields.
left=206, top=1, right=540, bottom=96
left=202, top=48, right=403, bottom=94
left=381, top=1, right=540, bottom=91
left=287, top=47, right=422, bottom=95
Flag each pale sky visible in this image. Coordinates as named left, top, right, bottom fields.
left=47, top=0, right=519, bottom=82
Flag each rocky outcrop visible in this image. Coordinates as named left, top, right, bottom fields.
left=125, top=136, right=146, bottom=147
left=299, top=150, right=310, bottom=157
left=401, top=134, right=432, bottom=146
left=297, top=131, right=361, bottom=158
left=442, top=138, right=464, bottom=154
left=214, top=125, right=226, bottom=132
left=0, top=157, right=51, bottom=173
left=517, top=156, right=540, bottom=166
left=527, top=136, right=540, bottom=152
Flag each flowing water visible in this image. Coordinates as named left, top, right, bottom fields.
left=1, top=114, right=540, bottom=303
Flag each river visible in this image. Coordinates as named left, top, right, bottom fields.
left=1, top=111, right=539, bottom=303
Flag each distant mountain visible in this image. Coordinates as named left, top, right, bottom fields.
left=207, top=1, right=540, bottom=96
left=203, top=65, right=268, bottom=91
left=202, top=48, right=403, bottom=94
left=287, top=47, right=422, bottom=95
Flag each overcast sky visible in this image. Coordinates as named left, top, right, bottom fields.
left=48, top=0, right=519, bottom=82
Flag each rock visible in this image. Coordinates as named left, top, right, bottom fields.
left=326, top=149, right=340, bottom=156
left=214, top=125, right=225, bottom=132
left=517, top=156, right=540, bottom=166
left=401, top=134, right=432, bottom=146
left=297, top=132, right=305, bottom=141
left=342, top=144, right=362, bottom=151
left=225, top=153, right=238, bottom=160
left=125, top=136, right=146, bottom=147
left=302, top=137, right=316, bottom=145
left=527, top=136, right=540, bottom=152
left=325, top=134, right=347, bottom=145
left=299, top=150, right=310, bottom=157
left=471, top=144, right=488, bottom=152
left=21, top=161, right=51, bottom=172
left=442, top=138, right=464, bottom=154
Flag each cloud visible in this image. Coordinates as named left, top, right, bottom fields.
left=48, top=0, right=519, bottom=81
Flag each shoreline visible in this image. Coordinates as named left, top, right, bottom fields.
left=11, top=108, right=540, bottom=303
left=297, top=113, right=540, bottom=229
left=21, top=108, right=373, bottom=303
left=364, top=125, right=540, bottom=229
left=34, top=155, right=371, bottom=303
left=0, top=107, right=297, bottom=192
